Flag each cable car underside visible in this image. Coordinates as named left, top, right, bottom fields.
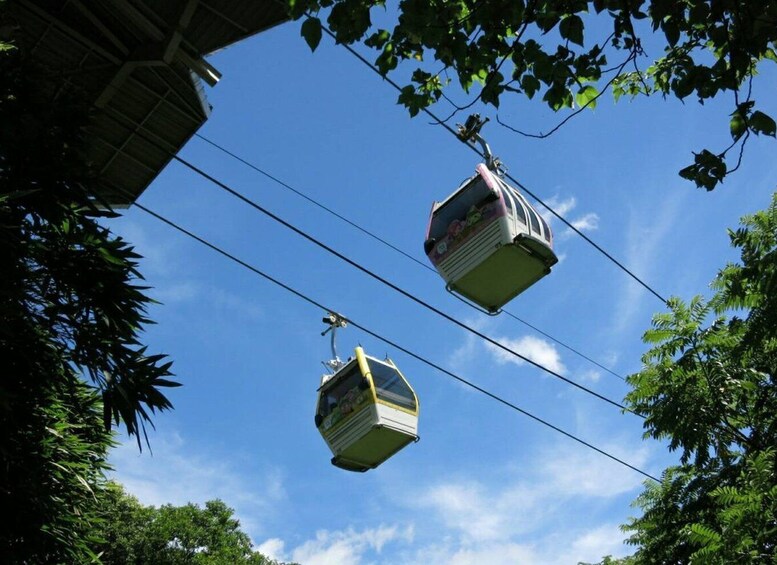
left=445, top=232, right=557, bottom=313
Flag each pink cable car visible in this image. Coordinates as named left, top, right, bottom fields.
left=423, top=161, right=558, bottom=314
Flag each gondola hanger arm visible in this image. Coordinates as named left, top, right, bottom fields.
left=321, top=312, right=348, bottom=377
left=456, top=114, right=504, bottom=175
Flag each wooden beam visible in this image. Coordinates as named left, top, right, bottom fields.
left=163, top=0, right=199, bottom=63
left=70, top=0, right=129, bottom=56
left=19, top=0, right=121, bottom=64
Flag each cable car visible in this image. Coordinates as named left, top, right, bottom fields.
left=315, top=315, right=419, bottom=472
left=423, top=163, right=558, bottom=313
left=423, top=117, right=558, bottom=313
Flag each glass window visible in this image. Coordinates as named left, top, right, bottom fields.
left=318, top=364, right=364, bottom=419
left=539, top=213, right=551, bottom=242
left=367, top=359, right=417, bottom=411
left=501, top=187, right=512, bottom=210
left=528, top=207, right=541, bottom=235
left=508, top=189, right=527, bottom=224
left=429, top=177, right=493, bottom=240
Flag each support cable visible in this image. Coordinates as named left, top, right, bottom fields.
left=195, top=132, right=626, bottom=381
left=125, top=196, right=659, bottom=482
left=105, top=109, right=639, bottom=416
left=178, top=153, right=635, bottom=413
left=316, top=24, right=669, bottom=304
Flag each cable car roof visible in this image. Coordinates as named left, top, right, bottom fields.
left=432, top=164, right=498, bottom=212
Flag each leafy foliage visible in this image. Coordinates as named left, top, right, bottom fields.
left=0, top=20, right=178, bottom=562
left=0, top=374, right=114, bottom=563
left=95, top=484, right=296, bottom=565
left=579, top=555, right=637, bottom=565
left=286, top=0, right=777, bottom=189
left=622, top=193, right=777, bottom=563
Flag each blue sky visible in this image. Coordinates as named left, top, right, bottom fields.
left=107, top=15, right=777, bottom=565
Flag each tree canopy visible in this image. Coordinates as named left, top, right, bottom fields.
left=95, top=483, right=294, bottom=565
left=622, top=193, right=777, bottom=562
left=289, top=0, right=777, bottom=190
left=0, top=18, right=179, bottom=562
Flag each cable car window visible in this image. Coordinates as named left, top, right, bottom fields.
left=527, top=207, right=541, bottom=235
left=428, top=177, right=493, bottom=240
left=501, top=188, right=512, bottom=211
left=367, top=359, right=416, bottom=411
left=502, top=190, right=513, bottom=216
left=510, top=191, right=527, bottom=224
left=318, top=365, right=364, bottom=419
left=539, top=213, right=551, bottom=242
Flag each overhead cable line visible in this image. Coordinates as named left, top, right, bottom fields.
left=194, top=133, right=430, bottom=272
left=104, top=110, right=638, bottom=416
left=122, top=194, right=658, bottom=483
left=315, top=23, right=669, bottom=304
left=194, top=132, right=625, bottom=382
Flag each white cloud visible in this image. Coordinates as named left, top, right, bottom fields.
left=614, top=192, right=683, bottom=333
left=240, top=437, right=648, bottom=565
left=485, top=335, right=566, bottom=375
left=410, top=443, right=647, bottom=542
left=408, top=531, right=631, bottom=565
left=110, top=431, right=285, bottom=542
left=395, top=440, right=647, bottom=564
left=416, top=481, right=542, bottom=544
left=569, top=523, right=629, bottom=559
left=539, top=196, right=600, bottom=240
left=542, top=196, right=577, bottom=221
left=152, top=281, right=201, bottom=303
left=113, top=220, right=180, bottom=278
left=290, top=525, right=414, bottom=565
left=112, top=221, right=263, bottom=320
left=537, top=442, right=650, bottom=499
left=413, top=541, right=541, bottom=565
left=579, top=369, right=602, bottom=383
left=446, top=317, right=493, bottom=381
left=150, top=282, right=264, bottom=320
left=448, top=333, right=478, bottom=368
left=255, top=538, right=286, bottom=562
left=570, top=212, right=600, bottom=232
left=602, top=350, right=620, bottom=368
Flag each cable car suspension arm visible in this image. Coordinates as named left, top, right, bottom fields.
left=456, top=114, right=502, bottom=175
left=321, top=311, right=347, bottom=374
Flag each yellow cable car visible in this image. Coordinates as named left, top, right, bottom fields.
left=315, top=315, right=419, bottom=472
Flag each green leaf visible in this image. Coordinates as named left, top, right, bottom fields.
left=521, top=74, right=541, bottom=99
left=750, top=111, right=776, bottom=137
left=729, top=113, right=746, bottom=141
left=375, top=42, right=397, bottom=74
left=364, top=29, right=390, bottom=49
left=397, top=85, right=421, bottom=117
left=663, top=20, right=680, bottom=47
left=287, top=0, right=312, bottom=20
left=679, top=150, right=727, bottom=190
left=559, top=15, right=584, bottom=46
left=301, top=17, right=323, bottom=51
left=532, top=52, right=553, bottom=84
left=575, top=85, right=598, bottom=109
left=612, top=83, right=624, bottom=102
